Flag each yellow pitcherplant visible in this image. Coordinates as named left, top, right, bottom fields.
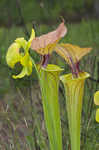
left=6, top=29, right=35, bottom=79
left=94, top=91, right=99, bottom=122
left=30, top=22, right=67, bottom=150
left=55, top=43, right=92, bottom=150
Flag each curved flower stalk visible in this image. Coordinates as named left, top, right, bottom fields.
left=55, top=43, right=92, bottom=150
left=38, top=64, right=63, bottom=150
left=94, top=91, right=99, bottom=122
left=6, top=29, right=35, bottom=79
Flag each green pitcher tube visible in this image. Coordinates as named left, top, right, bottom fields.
left=60, top=72, right=89, bottom=150
left=39, top=64, right=63, bottom=150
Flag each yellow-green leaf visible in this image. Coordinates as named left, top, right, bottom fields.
left=29, top=28, right=35, bottom=43
left=13, top=67, right=27, bottom=79
left=21, top=53, right=32, bottom=68
left=6, top=28, right=35, bottom=79
left=27, top=28, right=35, bottom=50
left=6, top=43, right=21, bottom=68
left=96, top=109, right=99, bottom=122
left=12, top=64, right=32, bottom=79
left=12, top=53, right=32, bottom=79
left=15, top=38, right=27, bottom=51
left=94, top=91, right=99, bottom=105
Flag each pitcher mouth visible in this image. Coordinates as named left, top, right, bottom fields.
left=41, top=64, right=64, bottom=72
left=60, top=72, right=90, bottom=83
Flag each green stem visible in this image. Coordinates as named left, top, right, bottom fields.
left=60, top=72, right=89, bottom=150
left=38, top=64, right=63, bottom=150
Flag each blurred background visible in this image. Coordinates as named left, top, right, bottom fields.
left=0, top=0, right=99, bottom=149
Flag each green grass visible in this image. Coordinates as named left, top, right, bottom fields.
left=0, top=20, right=99, bottom=149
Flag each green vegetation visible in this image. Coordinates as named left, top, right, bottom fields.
left=0, top=20, right=99, bottom=149
left=0, top=0, right=94, bottom=25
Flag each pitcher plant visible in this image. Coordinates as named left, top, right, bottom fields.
left=38, top=64, right=63, bottom=150
left=31, top=22, right=67, bottom=150
left=6, top=21, right=93, bottom=150
left=55, top=43, right=92, bottom=150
